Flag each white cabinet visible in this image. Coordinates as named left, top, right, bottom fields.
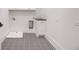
left=35, top=19, right=46, bottom=37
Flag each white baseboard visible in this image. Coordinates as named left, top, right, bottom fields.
left=0, top=32, right=9, bottom=50
left=45, top=34, right=65, bottom=50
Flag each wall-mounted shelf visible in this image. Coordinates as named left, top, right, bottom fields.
left=34, top=18, right=46, bottom=21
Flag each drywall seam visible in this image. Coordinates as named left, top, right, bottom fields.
left=45, top=34, right=65, bottom=50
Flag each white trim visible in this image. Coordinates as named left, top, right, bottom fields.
left=45, top=34, right=65, bottom=50
left=0, top=32, right=9, bottom=50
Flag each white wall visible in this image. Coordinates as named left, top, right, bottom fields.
left=36, top=8, right=79, bottom=50
left=0, top=8, right=9, bottom=49
left=9, top=10, right=36, bottom=33
left=35, top=8, right=47, bottom=18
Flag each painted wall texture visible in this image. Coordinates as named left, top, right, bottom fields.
left=36, top=8, right=79, bottom=50
left=9, top=10, right=36, bottom=33
left=0, top=8, right=9, bottom=49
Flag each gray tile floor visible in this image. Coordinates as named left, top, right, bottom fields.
left=2, top=33, right=55, bottom=50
